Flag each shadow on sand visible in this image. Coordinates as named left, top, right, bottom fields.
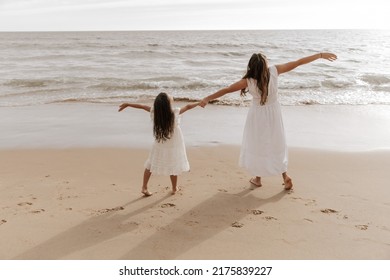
left=14, top=194, right=171, bottom=259
left=120, top=188, right=287, bottom=259
left=14, top=186, right=286, bottom=260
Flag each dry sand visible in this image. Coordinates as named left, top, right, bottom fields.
left=1, top=146, right=389, bottom=260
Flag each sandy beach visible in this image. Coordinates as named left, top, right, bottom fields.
left=0, top=145, right=389, bottom=260
left=1, top=103, right=390, bottom=260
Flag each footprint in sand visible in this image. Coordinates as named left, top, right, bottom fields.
left=264, top=216, right=277, bottom=221
left=57, top=195, right=79, bottom=201
left=291, top=197, right=317, bottom=206
left=97, top=206, right=125, bottom=214
left=116, top=221, right=140, bottom=231
left=0, top=220, right=7, bottom=225
left=231, top=222, right=244, bottom=228
left=27, top=195, right=37, bottom=200
left=185, top=220, right=200, bottom=226
left=161, top=203, right=176, bottom=208
left=218, top=189, right=228, bottom=193
left=30, top=209, right=45, bottom=214
left=355, top=225, right=368, bottom=231
left=251, top=210, right=264, bottom=215
left=17, top=202, right=33, bottom=206
left=321, top=208, right=339, bottom=214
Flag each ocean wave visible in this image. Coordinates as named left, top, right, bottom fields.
left=297, top=100, right=322, bottom=105
left=279, top=80, right=321, bottom=90
left=360, top=74, right=390, bottom=86
left=48, top=93, right=221, bottom=106
left=51, top=94, right=160, bottom=105
left=172, top=97, right=200, bottom=103
left=375, top=85, right=390, bottom=92
left=16, top=53, right=91, bottom=61
left=88, top=82, right=159, bottom=91
left=221, top=52, right=246, bottom=57
left=2, top=76, right=216, bottom=94
left=88, top=79, right=213, bottom=92
left=170, top=42, right=278, bottom=52
left=279, top=78, right=356, bottom=90
left=3, top=91, right=390, bottom=107
left=4, top=79, right=51, bottom=88
left=2, top=77, right=86, bottom=89
left=142, top=76, right=189, bottom=83
left=321, top=79, right=355, bottom=88
left=172, top=43, right=240, bottom=49
left=347, top=46, right=365, bottom=52
left=119, top=49, right=248, bottom=59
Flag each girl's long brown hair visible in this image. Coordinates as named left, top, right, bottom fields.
left=241, top=53, right=270, bottom=105
left=153, top=92, right=175, bottom=143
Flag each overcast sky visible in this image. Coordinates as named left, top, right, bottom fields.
left=0, top=0, right=388, bottom=31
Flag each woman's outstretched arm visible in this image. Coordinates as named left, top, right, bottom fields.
left=200, top=79, right=247, bottom=107
left=118, top=103, right=151, bottom=112
left=276, top=52, right=337, bottom=75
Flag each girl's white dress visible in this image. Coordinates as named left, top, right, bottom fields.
left=144, top=107, right=190, bottom=176
left=239, top=66, right=288, bottom=176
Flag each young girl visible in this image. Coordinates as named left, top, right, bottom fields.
left=119, top=92, right=199, bottom=196
left=200, top=52, right=337, bottom=190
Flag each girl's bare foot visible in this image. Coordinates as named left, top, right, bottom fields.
left=249, top=177, right=262, bottom=187
left=141, top=189, right=152, bottom=196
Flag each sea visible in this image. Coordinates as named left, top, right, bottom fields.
left=1, top=29, right=390, bottom=107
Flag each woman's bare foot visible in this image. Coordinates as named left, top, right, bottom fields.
left=249, top=177, right=262, bottom=187
left=141, top=189, right=152, bottom=196
left=283, top=177, right=293, bottom=190
left=171, top=187, right=178, bottom=195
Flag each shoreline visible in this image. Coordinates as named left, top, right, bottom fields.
left=1, top=103, right=390, bottom=151
left=0, top=146, right=389, bottom=260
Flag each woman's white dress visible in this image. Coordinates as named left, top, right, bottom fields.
left=144, top=107, right=190, bottom=176
left=239, top=66, right=288, bottom=176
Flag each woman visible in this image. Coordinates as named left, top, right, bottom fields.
left=200, top=52, right=337, bottom=190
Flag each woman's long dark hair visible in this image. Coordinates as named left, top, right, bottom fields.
left=153, top=92, right=175, bottom=143
left=241, top=53, right=270, bottom=105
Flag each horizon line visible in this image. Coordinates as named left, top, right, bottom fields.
left=1, top=27, right=388, bottom=33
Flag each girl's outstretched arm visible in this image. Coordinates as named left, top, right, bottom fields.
left=200, top=79, right=247, bottom=107
left=118, top=103, right=151, bottom=112
left=276, top=52, right=337, bottom=75
left=179, top=102, right=200, bottom=114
